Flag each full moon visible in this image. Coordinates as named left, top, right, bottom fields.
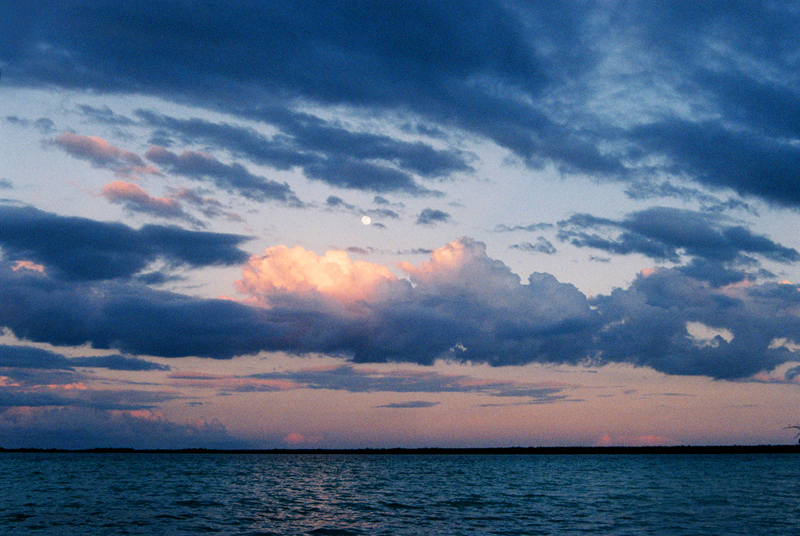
left=361, top=216, right=371, bottom=225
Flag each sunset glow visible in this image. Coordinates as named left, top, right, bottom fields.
left=2, top=1, right=800, bottom=450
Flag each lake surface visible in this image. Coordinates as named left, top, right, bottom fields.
left=1, top=452, right=798, bottom=535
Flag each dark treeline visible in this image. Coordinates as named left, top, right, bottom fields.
left=1, top=445, right=799, bottom=455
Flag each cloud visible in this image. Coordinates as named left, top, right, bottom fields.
left=137, top=109, right=470, bottom=195
left=494, top=222, right=554, bottom=233
left=0, top=345, right=74, bottom=370
left=100, top=181, right=197, bottom=223
left=75, top=104, right=136, bottom=126
left=179, top=363, right=574, bottom=404
left=236, top=238, right=596, bottom=366
left=235, top=245, right=400, bottom=307
left=169, top=187, right=243, bottom=222
left=630, top=120, right=800, bottom=208
left=0, top=367, right=176, bottom=412
left=2, top=2, right=618, bottom=186
left=0, top=266, right=302, bottom=358
left=592, top=269, right=800, bottom=379
left=303, top=158, right=434, bottom=195
left=5, top=116, right=55, bottom=133
left=416, top=208, right=451, bottom=226
left=169, top=371, right=300, bottom=392
left=558, top=207, right=799, bottom=269
left=0, top=238, right=595, bottom=365
left=325, top=196, right=353, bottom=209
left=2, top=234, right=800, bottom=380
left=0, top=204, right=251, bottom=281
left=377, top=401, right=439, bottom=408
left=511, top=238, right=557, bottom=255
left=70, top=355, right=170, bottom=371
left=144, top=146, right=302, bottom=204
left=0, top=406, right=246, bottom=449
left=4, top=2, right=800, bottom=206
left=324, top=197, right=401, bottom=224
left=283, top=432, right=321, bottom=446
left=596, top=434, right=671, bottom=447
left=49, top=132, right=160, bottom=178
left=11, top=260, right=44, bottom=273
left=622, top=179, right=754, bottom=214
left=0, top=344, right=168, bottom=371
left=20, top=3, right=800, bottom=209
left=100, top=182, right=238, bottom=226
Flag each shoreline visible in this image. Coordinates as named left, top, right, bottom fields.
left=2, top=445, right=799, bottom=455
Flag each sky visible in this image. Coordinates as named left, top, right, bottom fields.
left=1, top=0, right=800, bottom=449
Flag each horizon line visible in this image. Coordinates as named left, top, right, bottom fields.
left=3, top=445, right=799, bottom=455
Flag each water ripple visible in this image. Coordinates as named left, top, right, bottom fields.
left=0, top=453, right=799, bottom=535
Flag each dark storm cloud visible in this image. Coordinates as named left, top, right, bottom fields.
left=0, top=266, right=296, bottom=359
left=695, top=70, right=800, bottom=140
left=70, top=355, right=170, bottom=371
left=0, top=379, right=176, bottom=411
left=0, top=179, right=12, bottom=190
left=5, top=1, right=796, bottom=204
left=0, top=391, right=96, bottom=409
left=0, top=204, right=250, bottom=281
left=591, top=268, right=800, bottom=379
left=0, top=1, right=611, bottom=191
left=2, top=235, right=800, bottom=379
left=0, top=239, right=597, bottom=365
left=629, top=120, right=800, bottom=207
left=0, top=344, right=168, bottom=372
left=558, top=207, right=799, bottom=268
left=0, top=406, right=246, bottom=450
left=0, top=345, right=73, bottom=370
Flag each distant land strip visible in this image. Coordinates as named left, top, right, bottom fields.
left=1, top=446, right=799, bottom=455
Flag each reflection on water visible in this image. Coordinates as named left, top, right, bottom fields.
left=1, top=452, right=799, bottom=535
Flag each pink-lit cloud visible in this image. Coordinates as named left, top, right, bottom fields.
left=100, top=182, right=242, bottom=224
left=45, top=382, right=89, bottom=391
left=12, top=260, right=45, bottom=273
left=235, top=245, right=401, bottom=308
left=283, top=432, right=322, bottom=445
left=596, top=434, right=671, bottom=446
left=50, top=132, right=160, bottom=178
left=100, top=181, right=191, bottom=220
left=228, top=238, right=595, bottom=365
left=0, top=376, right=21, bottom=387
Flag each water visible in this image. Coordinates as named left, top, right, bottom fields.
left=1, top=452, right=799, bottom=535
